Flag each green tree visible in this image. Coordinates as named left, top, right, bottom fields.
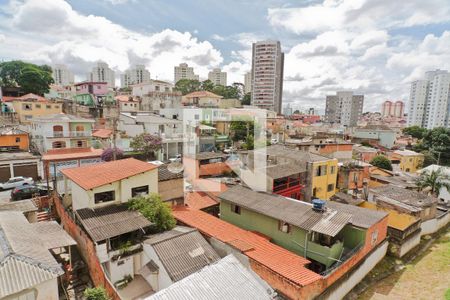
left=421, top=127, right=450, bottom=166
left=230, top=120, right=254, bottom=142
left=416, top=167, right=450, bottom=196
left=293, top=110, right=300, bottom=114
left=130, top=133, right=162, bottom=159
left=402, top=126, right=428, bottom=139
left=421, top=150, right=437, bottom=167
left=174, top=79, right=201, bottom=95
left=84, top=287, right=110, bottom=300
left=243, top=135, right=254, bottom=150
left=200, top=79, right=214, bottom=91
left=370, top=155, right=393, bottom=171
left=242, top=92, right=251, bottom=105
left=0, top=61, right=53, bottom=95
left=128, top=193, right=176, bottom=232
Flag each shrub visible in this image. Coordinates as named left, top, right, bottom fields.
left=83, top=287, right=109, bottom=300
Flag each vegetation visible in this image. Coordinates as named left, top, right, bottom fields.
left=0, top=60, right=53, bottom=95
left=370, top=155, right=393, bottom=171
left=128, top=193, right=176, bottom=232
left=405, top=127, right=450, bottom=166
left=129, top=133, right=162, bottom=159
left=242, top=92, right=251, bottom=105
left=445, top=288, right=450, bottom=300
left=83, top=286, right=109, bottom=300
left=416, top=167, right=450, bottom=196
left=174, top=78, right=240, bottom=98
left=230, top=120, right=255, bottom=142
left=101, top=147, right=124, bottom=161
left=402, top=126, right=427, bottom=139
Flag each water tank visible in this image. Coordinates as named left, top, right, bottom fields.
left=312, top=199, right=326, bottom=212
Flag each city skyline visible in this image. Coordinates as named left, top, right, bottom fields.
left=1, top=0, right=450, bottom=112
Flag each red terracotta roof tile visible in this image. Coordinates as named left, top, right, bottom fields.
left=185, top=192, right=219, bottom=210
left=184, top=91, right=222, bottom=99
left=42, top=148, right=103, bottom=161
left=62, top=158, right=158, bottom=190
left=92, top=129, right=112, bottom=139
left=172, top=207, right=322, bottom=287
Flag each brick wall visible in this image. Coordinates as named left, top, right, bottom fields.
left=51, top=195, right=121, bottom=300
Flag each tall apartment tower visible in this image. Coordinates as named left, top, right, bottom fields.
left=251, top=41, right=284, bottom=114
left=88, top=62, right=116, bottom=88
left=382, top=100, right=404, bottom=117
left=325, top=91, right=364, bottom=127
left=208, top=68, right=227, bottom=86
left=244, top=72, right=252, bottom=94
left=408, top=70, right=450, bottom=129
left=52, top=64, right=74, bottom=86
left=174, top=63, right=199, bottom=83
left=120, top=65, right=151, bottom=88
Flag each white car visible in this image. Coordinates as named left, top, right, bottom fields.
left=0, top=176, right=34, bottom=190
left=169, top=154, right=182, bottom=163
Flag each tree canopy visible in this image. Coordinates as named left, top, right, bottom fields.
left=128, top=193, right=176, bottom=232
left=242, top=92, right=251, bottom=105
left=83, top=287, right=109, bottom=300
left=0, top=60, right=53, bottom=95
left=370, top=155, right=393, bottom=171
left=174, top=78, right=240, bottom=98
left=414, top=127, right=450, bottom=166
left=402, top=126, right=427, bottom=139
left=416, top=167, right=450, bottom=196
left=101, top=147, right=124, bottom=161
left=130, top=133, right=162, bottom=159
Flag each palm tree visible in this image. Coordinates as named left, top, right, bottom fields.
left=416, top=167, right=450, bottom=197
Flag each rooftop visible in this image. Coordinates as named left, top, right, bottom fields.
left=172, top=206, right=322, bottom=287
left=265, top=163, right=307, bottom=179
left=0, top=126, right=28, bottom=136
left=76, top=204, right=153, bottom=242
left=30, top=113, right=95, bottom=123
left=0, top=151, right=40, bottom=162
left=393, top=149, right=424, bottom=157
left=144, top=226, right=220, bottom=282
left=62, top=158, right=158, bottom=190
left=184, top=91, right=223, bottom=99
left=158, top=164, right=184, bottom=181
left=42, top=147, right=103, bottom=161
left=32, top=221, right=77, bottom=249
left=187, top=152, right=228, bottom=160
left=2, top=93, right=48, bottom=102
left=356, top=124, right=394, bottom=132
left=185, top=191, right=219, bottom=210
left=147, top=254, right=276, bottom=300
left=262, top=145, right=332, bottom=163
left=0, top=212, right=63, bottom=298
left=92, top=128, right=113, bottom=139
left=371, top=185, right=437, bottom=208
left=0, top=199, right=37, bottom=213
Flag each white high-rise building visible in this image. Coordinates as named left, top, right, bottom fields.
left=325, top=91, right=364, bottom=127
left=283, top=104, right=293, bottom=116
left=407, top=70, right=450, bottom=129
left=120, top=65, right=151, bottom=88
left=88, top=62, right=116, bottom=88
left=52, top=64, right=74, bottom=86
left=208, top=68, right=227, bottom=86
left=174, top=63, right=199, bottom=83
left=244, top=72, right=252, bottom=94
left=251, top=41, right=284, bottom=114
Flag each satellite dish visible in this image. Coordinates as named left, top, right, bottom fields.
left=167, top=161, right=184, bottom=174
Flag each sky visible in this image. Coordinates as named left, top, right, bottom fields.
left=1, top=0, right=450, bottom=113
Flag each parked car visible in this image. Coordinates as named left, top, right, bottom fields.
left=169, top=154, right=182, bottom=162
left=0, top=176, right=34, bottom=190
left=223, top=147, right=236, bottom=154
left=11, top=185, right=50, bottom=201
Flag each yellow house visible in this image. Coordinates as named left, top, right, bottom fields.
left=312, top=158, right=338, bottom=199
left=9, top=93, right=63, bottom=123
left=391, top=150, right=424, bottom=173
left=0, top=127, right=29, bottom=151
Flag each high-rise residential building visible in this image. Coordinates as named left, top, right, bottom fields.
left=408, top=70, right=450, bottom=129
left=325, top=91, right=364, bottom=127
left=283, top=104, right=293, bottom=116
left=52, top=64, right=74, bottom=86
left=244, top=72, right=252, bottom=94
left=307, top=107, right=316, bottom=115
left=251, top=41, right=284, bottom=114
left=208, top=68, right=227, bottom=86
left=174, top=63, right=199, bottom=83
left=382, top=100, right=404, bottom=117
left=120, top=65, right=151, bottom=88
left=87, top=62, right=116, bottom=88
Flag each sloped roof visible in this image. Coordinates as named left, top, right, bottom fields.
left=172, top=207, right=322, bottom=287
left=145, top=226, right=220, bottom=282
left=158, top=164, right=184, bottom=181
left=371, top=185, right=437, bottom=208
left=184, top=91, right=223, bottom=99
left=76, top=204, right=153, bottom=242
left=31, top=113, right=94, bottom=123
left=256, top=144, right=331, bottom=163
left=147, top=254, right=276, bottom=300
left=62, top=158, right=157, bottom=190
left=0, top=212, right=63, bottom=298
left=0, top=126, right=28, bottom=136
left=185, top=192, right=219, bottom=210
left=32, top=221, right=76, bottom=249
left=265, top=163, right=307, bottom=179
left=42, top=148, right=103, bottom=161
left=92, top=128, right=112, bottom=139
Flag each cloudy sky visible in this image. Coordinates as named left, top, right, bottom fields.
left=1, top=0, right=450, bottom=112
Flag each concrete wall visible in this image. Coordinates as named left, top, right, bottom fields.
left=392, top=231, right=421, bottom=257
left=142, top=244, right=173, bottom=291
left=158, top=178, right=183, bottom=202
left=421, top=212, right=450, bottom=235
left=108, top=256, right=134, bottom=283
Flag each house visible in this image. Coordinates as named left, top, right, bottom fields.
left=29, top=113, right=95, bottom=153
left=73, top=81, right=114, bottom=107
left=158, top=163, right=184, bottom=205
left=185, top=191, right=220, bottom=215
left=142, top=226, right=221, bottom=291
left=391, top=149, right=424, bottom=173
left=337, top=160, right=370, bottom=193
left=3, top=93, right=63, bottom=124
left=0, top=126, right=29, bottom=151
left=61, top=158, right=158, bottom=210
left=0, top=199, right=38, bottom=223
left=0, top=211, right=75, bottom=300
left=0, top=151, right=42, bottom=182
left=286, top=139, right=354, bottom=162
left=131, top=80, right=182, bottom=111
left=353, top=145, right=378, bottom=162
left=116, top=94, right=140, bottom=112
left=184, top=152, right=231, bottom=179
left=351, top=125, right=396, bottom=149
left=219, top=185, right=388, bottom=272
left=147, top=254, right=276, bottom=300
left=182, top=91, right=223, bottom=107
left=92, top=128, right=113, bottom=148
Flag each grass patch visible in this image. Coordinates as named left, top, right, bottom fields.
left=445, top=288, right=450, bottom=300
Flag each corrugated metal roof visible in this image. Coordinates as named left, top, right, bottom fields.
left=0, top=212, right=63, bottom=298
left=327, top=201, right=388, bottom=229
left=145, top=226, right=220, bottom=282
left=158, top=164, right=184, bottom=181
left=147, top=254, right=276, bottom=300
left=76, top=205, right=152, bottom=242
left=32, top=221, right=77, bottom=249
left=0, top=199, right=37, bottom=213
left=371, top=185, right=437, bottom=208
left=265, top=163, right=306, bottom=179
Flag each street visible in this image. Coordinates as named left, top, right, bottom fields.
left=0, top=189, right=11, bottom=204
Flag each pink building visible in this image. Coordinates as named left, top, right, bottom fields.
left=382, top=100, right=404, bottom=117
left=74, top=82, right=108, bottom=95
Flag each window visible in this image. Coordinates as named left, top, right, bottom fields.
left=279, top=221, right=291, bottom=233
left=22, top=103, right=32, bottom=110
left=52, top=141, right=66, bottom=148
left=54, top=105, right=60, bottom=108
left=35, top=104, right=41, bottom=109
left=15, top=137, right=20, bottom=143
left=315, top=165, right=327, bottom=176
left=327, top=184, right=334, bottom=192
left=76, top=140, right=86, bottom=148
left=330, top=166, right=336, bottom=174
left=94, top=191, right=115, bottom=204
left=46, top=105, right=51, bottom=109
left=231, top=204, right=241, bottom=214
left=132, top=185, right=149, bottom=197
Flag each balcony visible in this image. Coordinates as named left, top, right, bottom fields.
left=47, top=131, right=93, bottom=138
left=273, top=179, right=301, bottom=192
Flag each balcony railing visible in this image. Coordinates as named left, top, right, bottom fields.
left=47, top=131, right=92, bottom=138
left=273, top=180, right=301, bottom=192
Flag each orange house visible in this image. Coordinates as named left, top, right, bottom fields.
left=0, top=127, right=29, bottom=151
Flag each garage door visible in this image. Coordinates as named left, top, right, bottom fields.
left=0, top=165, right=10, bottom=182
left=14, top=163, right=39, bottom=180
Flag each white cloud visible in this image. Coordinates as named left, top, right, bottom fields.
left=211, top=34, right=225, bottom=41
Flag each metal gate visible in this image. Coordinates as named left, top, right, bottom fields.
left=14, top=163, right=39, bottom=180
left=0, top=165, right=11, bottom=182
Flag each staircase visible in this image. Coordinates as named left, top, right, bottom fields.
left=36, top=210, right=55, bottom=222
